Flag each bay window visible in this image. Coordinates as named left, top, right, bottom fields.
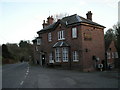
left=55, top=48, right=61, bottom=62
left=62, top=47, right=68, bottom=62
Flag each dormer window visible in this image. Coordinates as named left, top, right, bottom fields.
left=72, top=27, right=77, bottom=38
left=48, top=33, right=52, bottom=42
left=66, top=21, right=68, bottom=25
left=58, top=30, right=65, bottom=40
left=37, top=38, right=41, bottom=45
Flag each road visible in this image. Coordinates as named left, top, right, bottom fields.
left=2, top=62, right=119, bottom=89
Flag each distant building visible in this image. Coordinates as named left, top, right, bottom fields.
left=33, top=11, right=105, bottom=71
left=105, top=40, right=119, bottom=69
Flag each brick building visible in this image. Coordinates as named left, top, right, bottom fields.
left=105, top=40, right=119, bottom=69
left=33, top=11, right=105, bottom=71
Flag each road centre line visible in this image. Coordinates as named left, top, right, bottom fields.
left=20, top=81, right=24, bottom=85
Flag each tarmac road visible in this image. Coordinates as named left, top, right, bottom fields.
left=2, top=62, right=119, bottom=89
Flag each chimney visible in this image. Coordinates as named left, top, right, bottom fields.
left=86, top=11, right=92, bottom=21
left=47, top=16, right=54, bottom=25
left=42, top=20, right=49, bottom=28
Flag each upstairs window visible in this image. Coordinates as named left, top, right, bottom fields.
left=58, top=30, right=65, bottom=40
left=73, top=51, right=79, bottom=62
left=48, top=33, right=52, bottom=42
left=115, top=52, right=118, bottom=58
left=35, top=46, right=38, bottom=51
left=72, top=27, right=77, bottom=38
left=112, top=52, right=114, bottom=58
left=107, top=52, right=111, bottom=59
left=37, top=38, right=41, bottom=45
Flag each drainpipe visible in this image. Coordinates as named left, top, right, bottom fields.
left=69, top=47, right=71, bottom=70
left=105, top=52, right=108, bottom=70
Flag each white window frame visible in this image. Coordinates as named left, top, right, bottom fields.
left=37, top=38, right=41, bottom=45
left=35, top=46, right=38, bottom=51
left=49, top=53, right=54, bottom=63
left=55, top=48, right=61, bottom=62
left=62, top=47, right=68, bottom=62
left=58, top=30, right=65, bottom=40
left=115, top=52, right=118, bottom=58
left=73, top=51, right=79, bottom=62
left=72, top=27, right=77, bottom=38
left=112, top=52, right=114, bottom=59
left=107, top=52, right=111, bottom=59
left=48, top=33, right=52, bottom=42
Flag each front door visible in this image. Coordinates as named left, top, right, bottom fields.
left=42, top=55, right=45, bottom=66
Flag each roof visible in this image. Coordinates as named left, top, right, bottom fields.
left=53, top=41, right=69, bottom=48
left=37, top=14, right=105, bottom=34
left=105, top=40, right=116, bottom=51
left=32, top=37, right=41, bottom=43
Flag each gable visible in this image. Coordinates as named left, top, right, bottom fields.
left=37, top=20, right=67, bottom=34
left=106, top=41, right=117, bottom=52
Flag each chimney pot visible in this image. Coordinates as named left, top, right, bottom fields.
left=86, top=11, right=92, bottom=21
left=47, top=16, right=54, bottom=24
left=43, top=20, right=45, bottom=23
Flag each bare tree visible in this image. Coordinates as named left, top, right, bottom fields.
left=53, top=12, right=69, bottom=22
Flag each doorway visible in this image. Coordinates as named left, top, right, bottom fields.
left=42, top=55, right=45, bottom=66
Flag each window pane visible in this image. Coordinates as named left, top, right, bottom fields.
left=62, top=30, right=65, bottom=39
left=112, top=52, right=114, bottom=58
left=58, top=32, right=60, bottom=40
left=107, top=52, right=111, bottom=59
left=72, top=27, right=77, bottom=38
left=48, top=33, right=52, bottom=42
left=73, top=51, right=79, bottom=61
left=115, top=52, right=118, bottom=58
left=37, top=39, right=41, bottom=45
left=62, top=47, right=68, bottom=62
left=55, top=48, right=61, bottom=62
left=49, top=53, right=54, bottom=63
left=58, top=30, right=65, bottom=40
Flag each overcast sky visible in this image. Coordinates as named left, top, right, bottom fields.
left=0, top=0, right=119, bottom=44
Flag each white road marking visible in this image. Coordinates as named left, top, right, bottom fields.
left=20, top=81, right=24, bottom=85
left=27, top=70, right=29, bottom=73
left=26, top=72, right=28, bottom=75
left=18, top=65, right=30, bottom=89
left=25, top=75, right=27, bottom=78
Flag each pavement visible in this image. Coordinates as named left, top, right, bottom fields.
left=2, top=62, right=119, bottom=89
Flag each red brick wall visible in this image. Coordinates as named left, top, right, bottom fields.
left=81, top=25, right=105, bottom=71
left=37, top=23, right=105, bottom=71
left=107, top=41, right=117, bottom=64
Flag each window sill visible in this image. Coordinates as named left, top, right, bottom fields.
left=48, top=41, right=52, bottom=43
left=63, top=60, right=68, bottom=62
left=72, top=37, right=77, bottom=39
left=49, top=60, right=54, bottom=63
left=73, top=60, right=79, bottom=62
left=58, top=38, right=65, bottom=40
left=55, top=61, right=61, bottom=62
